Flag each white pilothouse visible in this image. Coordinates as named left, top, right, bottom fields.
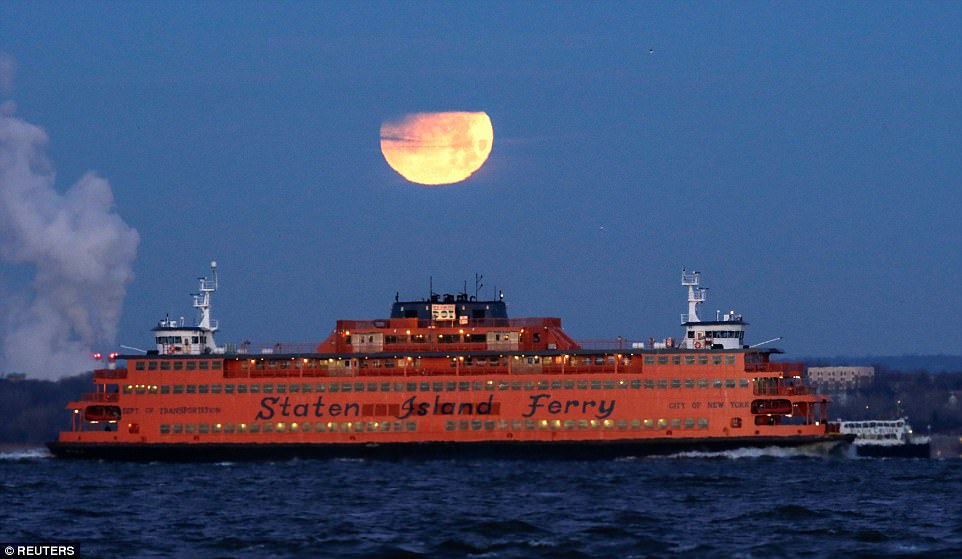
left=680, top=270, right=747, bottom=350
left=152, top=261, right=223, bottom=355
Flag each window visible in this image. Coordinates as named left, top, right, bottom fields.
left=173, top=385, right=184, bottom=394
left=135, top=361, right=145, bottom=371
left=186, top=385, right=196, bottom=394
left=160, top=385, right=170, bottom=394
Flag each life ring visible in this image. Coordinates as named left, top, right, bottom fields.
left=694, top=342, right=702, bottom=348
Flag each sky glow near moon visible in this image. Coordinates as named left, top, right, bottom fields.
left=380, top=112, right=493, bottom=185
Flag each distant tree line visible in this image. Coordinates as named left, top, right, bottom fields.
left=0, top=374, right=92, bottom=444
left=820, top=367, right=962, bottom=433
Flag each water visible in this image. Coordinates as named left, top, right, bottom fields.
left=1, top=447, right=960, bottom=558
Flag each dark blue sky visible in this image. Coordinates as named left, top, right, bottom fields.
left=1, top=1, right=960, bottom=367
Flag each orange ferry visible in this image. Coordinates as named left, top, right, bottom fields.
left=49, top=264, right=849, bottom=460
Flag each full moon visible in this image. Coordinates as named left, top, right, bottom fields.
left=380, top=112, right=493, bottom=185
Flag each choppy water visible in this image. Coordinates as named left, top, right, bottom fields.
left=1, top=447, right=960, bottom=558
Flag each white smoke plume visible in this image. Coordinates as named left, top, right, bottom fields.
left=0, top=57, right=139, bottom=379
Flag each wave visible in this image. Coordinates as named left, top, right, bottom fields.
left=0, top=447, right=52, bottom=461
left=661, top=444, right=840, bottom=460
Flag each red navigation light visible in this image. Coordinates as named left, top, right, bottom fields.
left=108, top=352, right=119, bottom=360
left=92, top=353, right=103, bottom=360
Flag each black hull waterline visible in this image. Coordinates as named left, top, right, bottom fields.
left=854, top=443, right=931, bottom=459
left=47, top=435, right=852, bottom=462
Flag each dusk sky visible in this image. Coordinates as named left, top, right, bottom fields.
left=1, top=2, right=960, bottom=377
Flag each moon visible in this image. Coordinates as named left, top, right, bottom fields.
left=380, top=112, right=493, bottom=185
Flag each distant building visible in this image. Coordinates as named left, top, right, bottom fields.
left=807, top=366, right=875, bottom=390
left=0, top=372, right=27, bottom=382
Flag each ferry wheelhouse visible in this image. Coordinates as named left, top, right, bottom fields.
left=49, top=265, right=848, bottom=460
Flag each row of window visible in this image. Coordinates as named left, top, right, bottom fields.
left=644, top=355, right=737, bottom=366
left=125, top=378, right=752, bottom=395
left=131, top=354, right=740, bottom=373
left=134, top=360, right=222, bottom=371
left=237, top=355, right=628, bottom=370
left=157, top=417, right=712, bottom=435
left=446, top=417, right=710, bottom=431
left=160, top=420, right=418, bottom=435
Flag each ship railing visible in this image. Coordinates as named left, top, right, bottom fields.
left=381, top=342, right=490, bottom=353
left=234, top=342, right=320, bottom=355
left=93, top=368, right=128, bottom=380
left=745, top=362, right=805, bottom=375
left=575, top=339, right=639, bottom=351
left=754, top=385, right=812, bottom=397
left=336, top=317, right=563, bottom=330
left=81, top=392, right=120, bottom=402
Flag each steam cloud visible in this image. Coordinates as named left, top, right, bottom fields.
left=0, top=56, right=139, bottom=379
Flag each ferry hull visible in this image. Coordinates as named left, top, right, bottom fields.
left=47, top=435, right=851, bottom=462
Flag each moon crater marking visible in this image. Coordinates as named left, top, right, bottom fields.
left=380, top=112, right=493, bottom=186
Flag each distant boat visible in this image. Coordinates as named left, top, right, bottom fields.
left=838, top=418, right=930, bottom=458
